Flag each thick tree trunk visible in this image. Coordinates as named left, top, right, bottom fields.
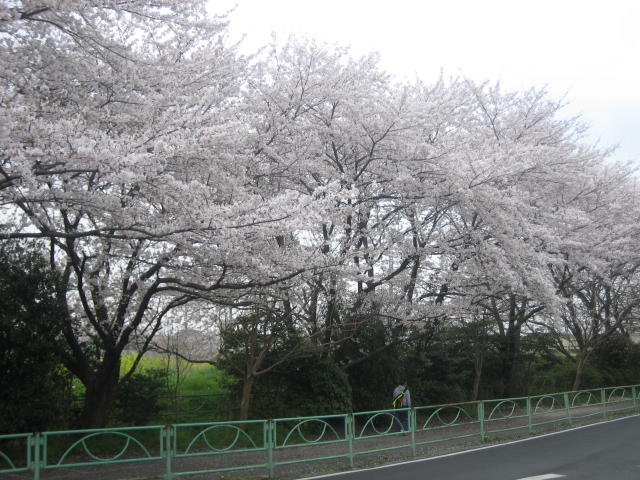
left=239, top=374, right=255, bottom=422
left=572, top=365, right=584, bottom=391
left=500, top=326, right=523, bottom=398
left=471, top=346, right=484, bottom=402
left=572, top=353, right=589, bottom=391
left=508, top=354, right=524, bottom=397
left=77, top=369, right=120, bottom=429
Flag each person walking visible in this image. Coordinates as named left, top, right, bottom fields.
left=392, top=380, right=411, bottom=432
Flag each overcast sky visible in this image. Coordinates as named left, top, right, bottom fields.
left=210, top=0, right=640, bottom=163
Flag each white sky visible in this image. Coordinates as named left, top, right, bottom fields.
left=210, top=0, right=640, bottom=163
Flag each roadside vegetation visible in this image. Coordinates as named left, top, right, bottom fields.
left=2, top=242, right=640, bottom=433
left=54, top=334, right=640, bottom=429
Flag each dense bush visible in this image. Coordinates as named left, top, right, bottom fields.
left=408, top=333, right=474, bottom=406
left=549, top=362, right=605, bottom=390
left=112, top=369, right=168, bottom=426
left=341, top=320, right=405, bottom=412
left=595, top=335, right=640, bottom=386
left=0, top=243, right=72, bottom=433
left=237, top=350, right=352, bottom=419
left=406, top=328, right=567, bottom=402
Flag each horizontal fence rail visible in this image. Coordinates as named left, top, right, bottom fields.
left=1, top=385, right=639, bottom=480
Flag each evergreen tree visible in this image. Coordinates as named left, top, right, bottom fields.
left=0, top=243, right=71, bottom=433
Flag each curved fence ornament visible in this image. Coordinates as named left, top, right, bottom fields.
left=487, top=400, right=526, bottom=420
left=421, top=406, right=474, bottom=430
left=0, top=433, right=29, bottom=472
left=183, top=425, right=258, bottom=454
left=279, top=419, right=342, bottom=446
left=177, top=398, right=208, bottom=415
left=0, top=451, right=17, bottom=470
left=56, top=432, right=153, bottom=464
left=571, top=390, right=600, bottom=408
left=607, top=387, right=630, bottom=403
left=533, top=395, right=565, bottom=414
left=356, top=411, right=397, bottom=437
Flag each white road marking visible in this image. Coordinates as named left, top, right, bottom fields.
left=516, top=475, right=565, bottom=480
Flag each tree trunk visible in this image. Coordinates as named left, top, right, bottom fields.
left=505, top=323, right=524, bottom=397
left=495, top=328, right=522, bottom=398
left=595, top=337, right=610, bottom=371
left=508, top=357, right=524, bottom=397
left=572, top=354, right=589, bottom=391
left=77, top=370, right=120, bottom=429
left=239, top=374, right=255, bottom=422
left=471, top=345, right=484, bottom=402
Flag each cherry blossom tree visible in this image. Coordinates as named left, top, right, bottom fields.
left=0, top=1, right=306, bottom=428
left=242, top=39, right=463, bottom=341
left=543, top=163, right=640, bottom=390
left=236, top=39, right=636, bottom=401
left=416, top=80, right=640, bottom=396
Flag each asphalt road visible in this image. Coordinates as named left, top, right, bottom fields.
left=302, top=415, right=640, bottom=480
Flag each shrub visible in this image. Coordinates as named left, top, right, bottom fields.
left=250, top=351, right=352, bottom=419
left=0, top=243, right=72, bottom=433
left=549, top=362, right=604, bottom=391
left=342, top=320, right=405, bottom=412
left=113, top=369, right=168, bottom=426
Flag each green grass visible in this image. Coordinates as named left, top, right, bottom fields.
left=180, top=366, right=227, bottom=395
left=160, top=366, right=232, bottom=424
left=120, top=354, right=227, bottom=396
left=119, top=353, right=227, bottom=395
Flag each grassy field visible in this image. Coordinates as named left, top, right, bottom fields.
left=120, top=353, right=227, bottom=395
left=118, top=353, right=233, bottom=424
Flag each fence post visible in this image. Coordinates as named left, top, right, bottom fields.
left=267, top=420, right=275, bottom=479
left=564, top=392, right=572, bottom=426
left=347, top=414, right=354, bottom=468
left=478, top=401, right=485, bottom=441
left=410, top=408, right=416, bottom=457
left=32, top=432, right=41, bottom=480
left=634, top=385, right=638, bottom=411
left=164, top=425, right=173, bottom=480
left=601, top=388, right=606, bottom=418
left=526, top=397, right=532, bottom=434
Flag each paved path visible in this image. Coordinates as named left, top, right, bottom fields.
left=302, top=415, right=640, bottom=480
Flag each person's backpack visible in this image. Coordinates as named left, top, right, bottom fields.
left=392, top=387, right=406, bottom=409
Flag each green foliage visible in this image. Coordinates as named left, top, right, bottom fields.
left=342, top=320, right=405, bottom=412
left=520, top=332, right=565, bottom=394
left=486, top=331, right=565, bottom=397
left=180, top=365, right=227, bottom=395
left=120, top=353, right=167, bottom=373
left=289, top=352, right=351, bottom=416
left=0, top=242, right=72, bottom=433
left=113, top=369, right=168, bottom=426
left=409, top=331, right=473, bottom=406
left=247, top=350, right=352, bottom=419
left=407, top=326, right=565, bottom=403
left=549, top=362, right=605, bottom=390
left=167, top=366, right=231, bottom=423
left=121, top=354, right=227, bottom=396
left=547, top=336, right=640, bottom=392
left=595, top=335, right=640, bottom=386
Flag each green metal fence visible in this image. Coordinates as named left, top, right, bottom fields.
left=1, top=385, right=638, bottom=480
